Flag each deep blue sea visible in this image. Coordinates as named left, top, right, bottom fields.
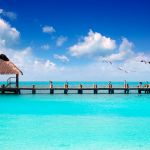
left=0, top=82, right=150, bottom=150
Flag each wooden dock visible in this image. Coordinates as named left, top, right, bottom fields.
left=0, top=86, right=150, bottom=94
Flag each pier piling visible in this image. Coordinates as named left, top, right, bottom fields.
left=50, top=89, right=54, bottom=94
left=124, top=89, right=129, bottom=94
left=94, top=84, right=98, bottom=94
left=32, top=85, right=36, bottom=94
left=111, top=89, right=114, bottom=94
left=138, top=89, right=141, bottom=94
left=64, top=84, right=68, bottom=94
left=64, top=88, right=68, bottom=94
left=78, top=84, right=83, bottom=94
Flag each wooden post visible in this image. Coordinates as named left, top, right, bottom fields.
left=78, top=84, right=83, bottom=94
left=16, top=74, right=19, bottom=88
left=148, top=88, right=150, bottom=94
left=2, top=84, right=5, bottom=94
left=124, top=89, right=129, bottom=94
left=64, top=84, right=68, bottom=94
left=18, top=89, right=21, bottom=94
left=124, top=89, right=126, bottom=94
left=145, top=84, right=149, bottom=94
left=138, top=89, right=141, bottom=94
left=50, top=88, right=54, bottom=94
left=108, top=82, right=112, bottom=94
left=32, top=85, right=36, bottom=94
left=64, top=89, right=68, bottom=94
left=111, top=89, right=114, bottom=94
left=94, top=84, right=98, bottom=94
left=50, top=82, right=54, bottom=94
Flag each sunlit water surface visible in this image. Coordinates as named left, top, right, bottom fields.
left=0, top=93, right=150, bottom=150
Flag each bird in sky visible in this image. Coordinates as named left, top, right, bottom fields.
left=103, top=59, right=112, bottom=65
left=141, top=60, right=147, bottom=64
left=118, top=67, right=136, bottom=73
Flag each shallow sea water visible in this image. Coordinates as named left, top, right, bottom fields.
left=0, top=93, right=150, bottom=150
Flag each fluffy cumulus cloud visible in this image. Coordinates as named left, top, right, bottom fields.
left=56, top=36, right=68, bottom=47
left=0, top=8, right=17, bottom=20
left=54, top=54, right=69, bottom=62
left=42, top=26, right=55, bottom=33
left=100, top=38, right=134, bottom=62
left=41, top=44, right=50, bottom=50
left=0, top=46, right=57, bottom=81
left=33, top=60, right=56, bottom=71
left=0, top=18, right=20, bottom=46
left=69, top=30, right=116, bottom=56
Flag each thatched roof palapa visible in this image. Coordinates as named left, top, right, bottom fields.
left=0, top=54, right=23, bottom=75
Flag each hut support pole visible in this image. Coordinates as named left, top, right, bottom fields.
left=16, top=74, right=19, bottom=88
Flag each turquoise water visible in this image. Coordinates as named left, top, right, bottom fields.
left=0, top=83, right=150, bottom=149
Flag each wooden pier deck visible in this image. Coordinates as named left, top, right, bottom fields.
left=0, top=86, right=150, bottom=94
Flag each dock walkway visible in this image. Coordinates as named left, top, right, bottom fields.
left=0, top=86, right=150, bottom=94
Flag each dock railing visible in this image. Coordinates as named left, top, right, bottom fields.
left=6, top=77, right=16, bottom=88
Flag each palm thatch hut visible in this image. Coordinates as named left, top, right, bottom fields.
left=0, top=54, right=23, bottom=88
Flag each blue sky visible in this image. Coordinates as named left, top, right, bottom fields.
left=0, top=0, right=150, bottom=81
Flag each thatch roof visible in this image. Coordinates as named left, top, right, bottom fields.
left=0, top=54, right=23, bottom=75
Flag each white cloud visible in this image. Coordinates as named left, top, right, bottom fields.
left=0, top=9, right=17, bottom=20
left=34, top=60, right=56, bottom=70
left=0, top=18, right=20, bottom=46
left=0, top=46, right=57, bottom=81
left=56, top=36, right=67, bottom=47
left=41, top=44, right=50, bottom=50
left=100, top=38, right=134, bottom=62
left=42, top=26, right=55, bottom=33
left=119, top=37, right=133, bottom=51
left=54, top=54, right=69, bottom=62
left=69, top=30, right=116, bottom=56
